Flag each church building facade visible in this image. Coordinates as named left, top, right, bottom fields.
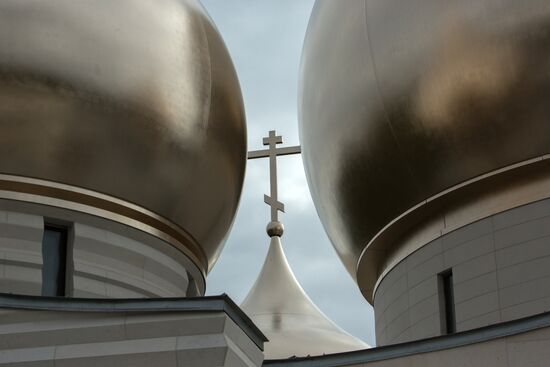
left=0, top=0, right=549, bottom=366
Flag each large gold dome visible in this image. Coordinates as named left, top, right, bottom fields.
left=299, top=0, right=550, bottom=301
left=0, top=0, right=246, bottom=284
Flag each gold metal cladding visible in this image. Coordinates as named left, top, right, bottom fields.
left=299, top=0, right=550, bottom=292
left=0, top=0, right=246, bottom=272
left=0, top=173, right=207, bottom=283
left=357, top=156, right=550, bottom=304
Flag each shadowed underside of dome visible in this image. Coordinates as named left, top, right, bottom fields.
left=241, top=236, right=368, bottom=359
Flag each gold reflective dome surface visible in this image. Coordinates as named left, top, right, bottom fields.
left=299, top=0, right=550, bottom=295
left=0, top=0, right=246, bottom=278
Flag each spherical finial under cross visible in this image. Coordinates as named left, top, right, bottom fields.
left=266, top=221, right=284, bottom=237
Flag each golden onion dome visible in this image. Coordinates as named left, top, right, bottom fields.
left=299, top=0, right=550, bottom=301
left=0, top=0, right=246, bottom=286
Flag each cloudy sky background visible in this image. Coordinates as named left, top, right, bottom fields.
left=201, top=0, right=376, bottom=346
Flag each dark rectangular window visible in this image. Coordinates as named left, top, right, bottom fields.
left=439, top=269, right=456, bottom=334
left=41, top=225, right=68, bottom=297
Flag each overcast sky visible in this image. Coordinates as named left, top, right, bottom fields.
left=201, top=0, right=376, bottom=346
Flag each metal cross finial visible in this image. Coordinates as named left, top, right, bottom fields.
left=263, top=130, right=285, bottom=222
left=247, top=130, right=302, bottom=238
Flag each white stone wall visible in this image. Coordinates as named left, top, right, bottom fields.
left=0, top=309, right=263, bottom=366
left=374, top=197, right=550, bottom=345
left=0, top=211, right=43, bottom=296
left=72, top=223, right=189, bottom=298
left=0, top=210, right=191, bottom=298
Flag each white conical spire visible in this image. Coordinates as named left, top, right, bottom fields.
left=241, top=234, right=368, bottom=359
left=244, top=130, right=367, bottom=358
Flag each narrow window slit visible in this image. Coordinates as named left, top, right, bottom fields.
left=41, top=224, right=68, bottom=297
left=438, top=269, right=456, bottom=334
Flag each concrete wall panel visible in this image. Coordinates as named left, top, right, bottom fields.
left=0, top=212, right=43, bottom=296
left=72, top=223, right=189, bottom=298
left=0, top=309, right=263, bottom=367
left=374, top=197, right=550, bottom=345
left=0, top=209, right=192, bottom=298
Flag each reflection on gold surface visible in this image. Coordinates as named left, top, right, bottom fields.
left=415, top=27, right=522, bottom=131
left=300, top=0, right=550, bottom=301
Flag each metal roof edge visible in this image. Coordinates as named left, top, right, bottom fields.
left=0, top=292, right=267, bottom=350
left=264, top=309, right=550, bottom=366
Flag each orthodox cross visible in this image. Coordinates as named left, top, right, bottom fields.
left=248, top=130, right=301, bottom=223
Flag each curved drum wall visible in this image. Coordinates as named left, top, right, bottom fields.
left=72, top=223, right=190, bottom=298
left=0, top=211, right=44, bottom=295
left=375, top=197, right=550, bottom=345
left=0, top=207, right=193, bottom=298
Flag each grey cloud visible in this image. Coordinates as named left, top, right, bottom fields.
left=201, top=0, right=376, bottom=346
